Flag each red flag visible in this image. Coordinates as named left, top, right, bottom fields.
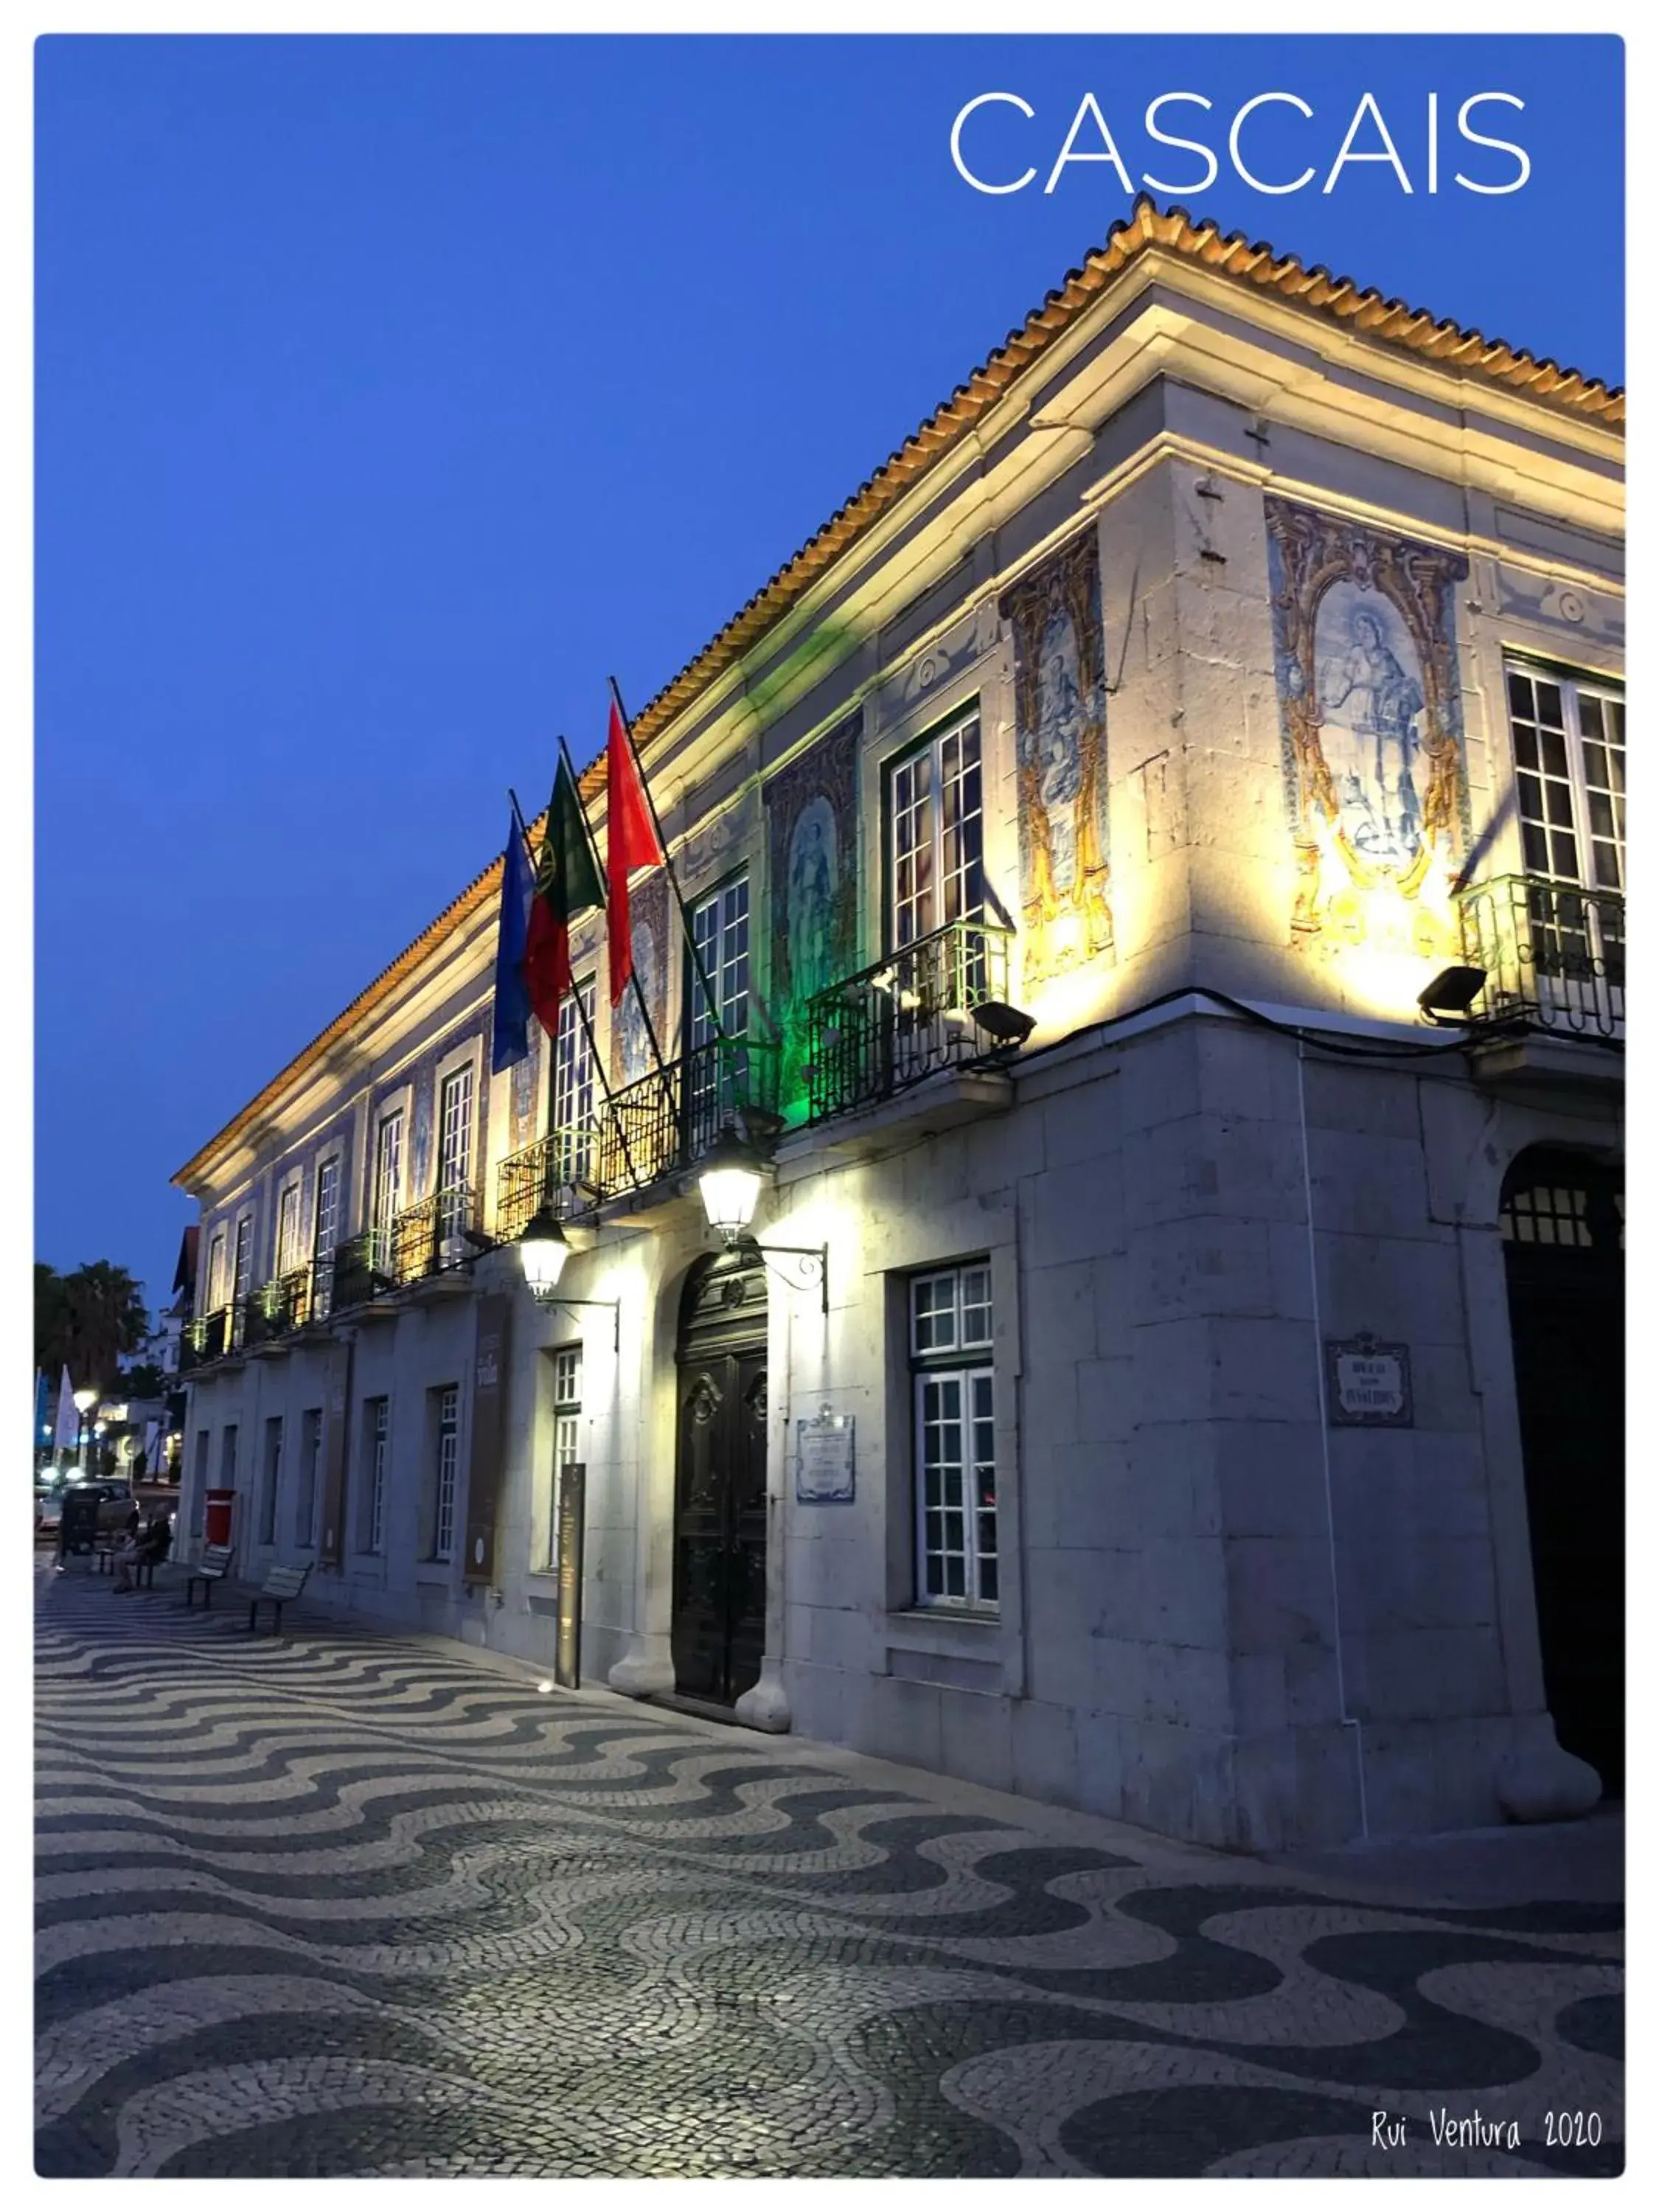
left=606, top=698, right=664, bottom=1006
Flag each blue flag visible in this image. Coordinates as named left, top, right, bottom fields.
left=490, top=808, right=536, bottom=1074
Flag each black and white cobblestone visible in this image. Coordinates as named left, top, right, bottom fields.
left=35, top=1569, right=1624, bottom=2177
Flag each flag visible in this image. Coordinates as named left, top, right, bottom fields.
left=54, top=1366, right=78, bottom=1455
left=605, top=698, right=664, bottom=1006
left=524, top=759, right=602, bottom=1037
left=490, top=805, right=536, bottom=1074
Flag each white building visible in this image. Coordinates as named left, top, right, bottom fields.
left=174, top=202, right=1624, bottom=1849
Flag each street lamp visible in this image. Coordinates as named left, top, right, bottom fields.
left=516, top=1203, right=620, bottom=1351
left=72, top=1387, right=97, bottom=1475
left=695, top=1126, right=830, bottom=1315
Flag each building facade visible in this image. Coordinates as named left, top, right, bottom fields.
left=173, top=203, right=1624, bottom=1851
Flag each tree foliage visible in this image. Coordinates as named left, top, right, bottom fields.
left=35, top=1260, right=149, bottom=1396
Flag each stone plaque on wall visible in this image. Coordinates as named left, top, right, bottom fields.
left=796, top=1410, right=855, bottom=1503
left=1324, top=1333, right=1414, bottom=1427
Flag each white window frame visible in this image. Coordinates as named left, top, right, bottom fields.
left=1505, top=661, right=1626, bottom=892
left=364, top=1397, right=389, bottom=1556
left=553, top=980, right=598, bottom=1186
left=688, top=875, right=751, bottom=1141
left=313, top=1152, right=342, bottom=1259
left=888, top=704, right=985, bottom=953
left=436, top=1062, right=476, bottom=1242
left=274, top=1180, right=302, bottom=1278
left=259, top=1416, right=282, bottom=1547
left=549, top=1346, right=583, bottom=1568
left=909, top=1262, right=998, bottom=1612
left=205, top=1229, right=228, bottom=1314
left=372, top=1109, right=405, bottom=1243
left=296, top=1407, right=322, bottom=1548
left=432, top=1385, right=459, bottom=1563
left=231, top=1212, right=254, bottom=1302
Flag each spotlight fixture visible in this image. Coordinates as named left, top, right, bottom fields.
left=1417, top=965, right=1488, bottom=1025
left=970, top=999, right=1037, bottom=1048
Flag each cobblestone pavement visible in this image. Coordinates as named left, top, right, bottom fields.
left=36, top=1567, right=1624, bottom=2178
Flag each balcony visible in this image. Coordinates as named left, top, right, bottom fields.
left=389, top=1183, right=484, bottom=1286
left=241, top=1266, right=314, bottom=1350
left=494, top=1037, right=779, bottom=1235
left=1457, top=875, right=1624, bottom=1040
left=802, top=919, right=1014, bottom=1129
left=179, top=1307, right=228, bottom=1374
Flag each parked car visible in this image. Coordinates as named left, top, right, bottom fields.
left=35, top=1489, right=63, bottom=1540
left=59, top=1480, right=139, bottom=1534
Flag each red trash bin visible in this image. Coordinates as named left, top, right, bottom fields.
left=204, top=1489, right=235, bottom=1547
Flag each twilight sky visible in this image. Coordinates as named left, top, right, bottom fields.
left=35, top=34, right=1624, bottom=1314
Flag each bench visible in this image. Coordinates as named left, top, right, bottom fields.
left=248, top=1563, right=311, bottom=1635
left=182, top=1542, right=236, bottom=1608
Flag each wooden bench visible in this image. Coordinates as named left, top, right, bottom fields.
left=248, top=1563, right=310, bottom=1635
left=182, top=1542, right=235, bottom=1608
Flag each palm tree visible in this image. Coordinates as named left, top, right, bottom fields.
left=34, top=1260, right=149, bottom=1397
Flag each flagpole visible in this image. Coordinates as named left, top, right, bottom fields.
left=509, top=786, right=642, bottom=1201
left=555, top=736, right=680, bottom=1147
left=607, top=676, right=728, bottom=1047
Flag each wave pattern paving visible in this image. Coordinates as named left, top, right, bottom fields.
left=35, top=1571, right=1623, bottom=2177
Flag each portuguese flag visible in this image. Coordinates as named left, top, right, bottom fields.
left=523, top=758, right=602, bottom=1038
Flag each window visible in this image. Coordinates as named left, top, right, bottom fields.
left=432, top=1385, right=459, bottom=1562
left=232, top=1216, right=254, bottom=1304
left=363, top=1398, right=389, bottom=1555
left=219, top=1424, right=238, bottom=1493
left=190, top=1430, right=209, bottom=1536
left=1503, top=665, right=1625, bottom=1023
left=909, top=1263, right=997, bottom=1610
left=437, top=1066, right=475, bottom=1240
left=312, top=1155, right=341, bottom=1320
left=296, top=1408, right=322, bottom=1547
left=687, top=876, right=750, bottom=1147
left=891, top=708, right=984, bottom=953
left=1506, top=666, right=1626, bottom=891
left=549, top=1348, right=582, bottom=1567
left=373, top=1111, right=403, bottom=1241
left=259, top=1417, right=282, bottom=1546
left=206, top=1229, right=227, bottom=1312
left=313, top=1155, right=341, bottom=1261
left=553, top=981, right=598, bottom=1186
left=275, top=1183, right=301, bottom=1277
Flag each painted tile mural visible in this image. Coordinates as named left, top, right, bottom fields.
left=611, top=870, right=669, bottom=1091
left=1001, top=526, right=1113, bottom=985
left=764, top=709, right=860, bottom=1120
left=1265, top=498, right=1471, bottom=958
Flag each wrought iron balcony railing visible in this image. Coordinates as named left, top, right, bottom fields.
left=1456, top=874, right=1625, bottom=1041
left=330, top=1228, right=397, bottom=1314
left=389, top=1182, right=483, bottom=1284
left=494, top=1036, right=779, bottom=1234
left=180, top=1307, right=228, bottom=1374
left=241, top=1266, right=313, bottom=1349
left=803, top=919, right=1014, bottom=1124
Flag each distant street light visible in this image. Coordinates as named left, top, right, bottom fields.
left=72, top=1387, right=97, bottom=1475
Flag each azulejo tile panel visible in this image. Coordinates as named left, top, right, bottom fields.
left=1265, top=496, right=1472, bottom=961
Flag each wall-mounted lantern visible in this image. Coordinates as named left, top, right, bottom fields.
left=695, top=1126, right=829, bottom=1315
left=515, top=1203, right=620, bottom=1351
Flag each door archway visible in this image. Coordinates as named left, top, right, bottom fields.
left=1500, top=1145, right=1624, bottom=1795
left=670, top=1247, right=769, bottom=1706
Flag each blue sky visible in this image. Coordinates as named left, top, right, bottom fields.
left=34, top=35, right=1623, bottom=1310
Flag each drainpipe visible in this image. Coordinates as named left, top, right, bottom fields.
left=1296, top=1037, right=1370, bottom=1840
